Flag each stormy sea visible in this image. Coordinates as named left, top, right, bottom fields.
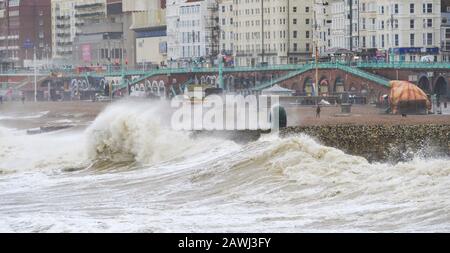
left=0, top=101, right=449, bottom=232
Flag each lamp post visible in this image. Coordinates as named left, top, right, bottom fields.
left=312, top=1, right=330, bottom=96
left=34, top=46, right=37, bottom=102
left=261, top=0, right=265, bottom=64
left=313, top=1, right=322, bottom=97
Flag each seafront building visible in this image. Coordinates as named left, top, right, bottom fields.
left=166, top=0, right=220, bottom=67
left=0, top=0, right=52, bottom=70
left=219, top=0, right=315, bottom=67
left=71, top=0, right=127, bottom=68
left=51, top=0, right=109, bottom=60
left=0, top=0, right=448, bottom=70
left=123, top=0, right=167, bottom=69
left=316, top=0, right=442, bottom=62
left=441, top=0, right=450, bottom=61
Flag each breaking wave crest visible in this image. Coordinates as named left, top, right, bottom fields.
left=85, top=101, right=238, bottom=167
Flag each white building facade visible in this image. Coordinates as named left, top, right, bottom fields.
left=317, top=0, right=441, bottom=62
left=219, top=0, right=314, bottom=67
left=441, top=0, right=450, bottom=62
left=167, top=0, right=220, bottom=66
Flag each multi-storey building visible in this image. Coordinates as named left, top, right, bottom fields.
left=219, top=0, right=314, bottom=67
left=72, top=0, right=126, bottom=67
left=218, top=0, right=234, bottom=65
left=314, top=0, right=331, bottom=54
left=0, top=0, right=52, bottom=70
left=376, top=0, right=440, bottom=62
left=441, top=0, right=450, bottom=62
left=167, top=0, right=220, bottom=67
left=328, top=0, right=359, bottom=51
left=318, top=0, right=441, bottom=62
left=51, top=0, right=108, bottom=60
left=123, top=0, right=167, bottom=69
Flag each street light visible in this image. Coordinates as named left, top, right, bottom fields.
left=313, top=1, right=329, bottom=96
left=33, top=46, right=37, bottom=102
left=103, top=33, right=111, bottom=73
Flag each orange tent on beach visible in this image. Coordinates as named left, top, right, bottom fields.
left=389, top=81, right=431, bottom=114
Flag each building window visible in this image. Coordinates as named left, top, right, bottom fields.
left=410, top=34, right=415, bottom=46
left=394, top=4, right=399, bottom=14
left=410, top=4, right=414, bottom=14
left=395, top=34, right=399, bottom=46
left=423, top=3, right=433, bottom=13
left=305, top=7, right=310, bottom=13
left=293, top=6, right=297, bottom=12
left=427, top=33, right=433, bottom=45
left=410, top=19, right=414, bottom=29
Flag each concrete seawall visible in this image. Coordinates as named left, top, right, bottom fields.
left=281, top=125, right=450, bottom=162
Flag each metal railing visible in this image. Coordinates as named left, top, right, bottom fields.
left=357, top=61, right=450, bottom=69
left=253, top=63, right=391, bottom=91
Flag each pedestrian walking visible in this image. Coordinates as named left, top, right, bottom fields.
left=316, top=104, right=321, bottom=118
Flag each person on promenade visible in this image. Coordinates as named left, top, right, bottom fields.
left=21, top=92, right=25, bottom=104
left=316, top=104, right=321, bottom=118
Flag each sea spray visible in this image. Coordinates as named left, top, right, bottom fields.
left=85, top=100, right=239, bottom=166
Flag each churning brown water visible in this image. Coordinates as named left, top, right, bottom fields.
left=0, top=102, right=449, bottom=232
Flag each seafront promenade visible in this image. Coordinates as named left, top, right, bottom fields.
left=1, top=101, right=450, bottom=129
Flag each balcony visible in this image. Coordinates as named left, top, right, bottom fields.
left=75, top=11, right=104, bottom=18
left=56, top=15, right=70, bottom=20
left=56, top=24, right=70, bottom=29
left=57, top=41, right=73, bottom=46
left=74, top=3, right=104, bottom=9
left=56, top=32, right=71, bottom=38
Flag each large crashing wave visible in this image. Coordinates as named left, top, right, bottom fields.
left=84, top=101, right=236, bottom=166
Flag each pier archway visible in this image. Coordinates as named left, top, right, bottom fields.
left=334, top=77, right=345, bottom=93
left=319, top=78, right=329, bottom=95
left=158, top=81, right=166, bottom=97
left=434, top=76, right=448, bottom=98
left=303, top=77, right=313, bottom=95
left=418, top=75, right=431, bottom=94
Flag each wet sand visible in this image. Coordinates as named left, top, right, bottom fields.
left=0, top=101, right=108, bottom=130
left=1, top=101, right=449, bottom=130
left=286, top=105, right=450, bottom=126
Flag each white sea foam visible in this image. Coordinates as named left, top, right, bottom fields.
left=0, top=102, right=449, bottom=232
